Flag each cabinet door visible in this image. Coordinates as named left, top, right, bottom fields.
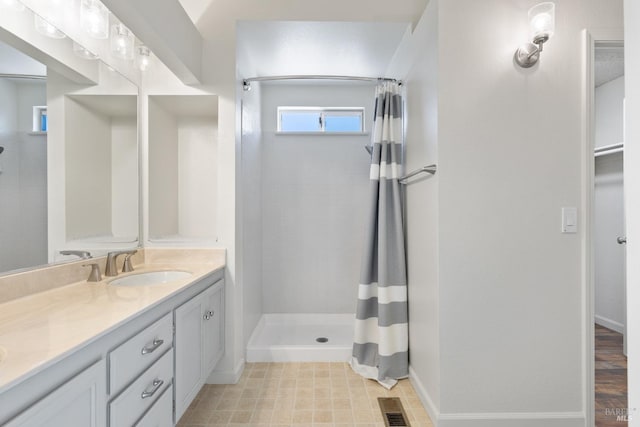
left=202, top=284, right=224, bottom=376
left=174, top=291, right=205, bottom=421
left=6, top=360, right=106, bottom=427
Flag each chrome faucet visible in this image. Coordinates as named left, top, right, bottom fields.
left=60, top=250, right=92, bottom=259
left=83, top=263, right=102, bottom=282
left=105, top=250, right=138, bottom=276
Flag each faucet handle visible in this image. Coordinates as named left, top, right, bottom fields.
left=83, top=263, right=102, bottom=282
left=122, top=251, right=137, bottom=273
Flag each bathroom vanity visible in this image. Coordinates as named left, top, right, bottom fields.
left=0, top=249, right=225, bottom=427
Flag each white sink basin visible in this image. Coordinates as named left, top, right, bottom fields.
left=109, top=270, right=192, bottom=287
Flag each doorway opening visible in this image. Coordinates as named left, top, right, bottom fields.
left=591, top=40, right=627, bottom=426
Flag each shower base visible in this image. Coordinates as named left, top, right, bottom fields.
left=246, top=313, right=354, bottom=363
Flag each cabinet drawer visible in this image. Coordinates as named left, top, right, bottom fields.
left=109, top=350, right=172, bottom=427
left=134, top=384, right=173, bottom=427
left=109, top=312, right=173, bottom=394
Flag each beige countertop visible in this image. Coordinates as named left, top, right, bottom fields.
left=0, top=249, right=225, bottom=393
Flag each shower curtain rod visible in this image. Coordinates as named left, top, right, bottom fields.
left=0, top=73, right=46, bottom=80
left=242, top=75, right=400, bottom=90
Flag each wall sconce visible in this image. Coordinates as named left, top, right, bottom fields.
left=81, top=0, right=109, bottom=39
left=514, top=2, right=555, bottom=68
left=136, top=45, right=151, bottom=71
left=110, top=23, right=134, bottom=60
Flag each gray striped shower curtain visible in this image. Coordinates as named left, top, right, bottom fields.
left=350, top=82, right=408, bottom=389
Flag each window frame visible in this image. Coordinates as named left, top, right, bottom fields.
left=277, top=106, right=366, bottom=134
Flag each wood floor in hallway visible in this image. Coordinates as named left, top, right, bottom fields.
left=595, top=324, right=628, bottom=426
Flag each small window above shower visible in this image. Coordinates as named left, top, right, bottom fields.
left=277, top=107, right=365, bottom=134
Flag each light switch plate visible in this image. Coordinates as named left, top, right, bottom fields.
left=562, top=207, right=578, bottom=233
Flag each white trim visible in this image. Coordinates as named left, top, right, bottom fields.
left=206, top=357, right=245, bottom=384
left=437, top=411, right=585, bottom=427
left=595, top=314, right=625, bottom=334
left=409, top=366, right=440, bottom=425
left=439, top=412, right=585, bottom=421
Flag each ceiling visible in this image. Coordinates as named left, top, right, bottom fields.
left=0, top=40, right=46, bottom=77
left=236, top=21, right=410, bottom=79
left=178, top=0, right=426, bottom=79
left=595, top=46, right=624, bottom=87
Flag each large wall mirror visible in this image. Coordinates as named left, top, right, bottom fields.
left=0, top=5, right=139, bottom=276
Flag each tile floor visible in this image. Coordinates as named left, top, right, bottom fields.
left=177, top=362, right=433, bottom=427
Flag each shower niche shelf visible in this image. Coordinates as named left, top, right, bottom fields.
left=148, top=95, right=219, bottom=243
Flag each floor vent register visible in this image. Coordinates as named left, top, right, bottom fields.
left=378, top=397, right=411, bottom=427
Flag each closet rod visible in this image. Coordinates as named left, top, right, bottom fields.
left=242, top=75, right=400, bottom=90
left=594, top=142, right=624, bottom=157
left=0, top=73, right=46, bottom=80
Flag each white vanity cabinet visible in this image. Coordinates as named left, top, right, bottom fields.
left=108, top=313, right=174, bottom=427
left=174, top=278, right=224, bottom=421
left=5, top=360, right=106, bottom=427
left=0, top=269, right=225, bottom=427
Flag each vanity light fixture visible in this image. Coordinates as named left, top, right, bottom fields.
left=80, top=0, right=109, bottom=39
left=136, top=45, right=151, bottom=71
left=34, top=14, right=66, bottom=39
left=110, top=23, right=134, bottom=60
left=73, top=41, right=99, bottom=60
left=514, top=2, right=555, bottom=68
left=0, top=0, right=25, bottom=12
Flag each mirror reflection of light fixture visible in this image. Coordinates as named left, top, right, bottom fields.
left=0, top=0, right=25, bottom=11
left=514, top=2, right=555, bottom=68
left=73, top=41, right=99, bottom=60
left=136, top=46, right=151, bottom=71
left=34, top=15, right=66, bottom=39
left=80, top=0, right=109, bottom=39
left=110, top=23, right=134, bottom=60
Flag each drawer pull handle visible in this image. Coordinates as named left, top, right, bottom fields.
left=141, top=338, right=164, bottom=355
left=141, top=379, right=164, bottom=399
left=203, top=310, right=214, bottom=321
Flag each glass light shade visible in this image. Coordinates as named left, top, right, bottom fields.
left=136, top=46, right=151, bottom=71
left=110, top=23, right=134, bottom=60
left=528, top=2, right=555, bottom=43
left=73, top=41, right=99, bottom=60
left=81, top=0, right=109, bottom=39
left=0, top=0, right=25, bottom=11
left=34, top=15, right=66, bottom=39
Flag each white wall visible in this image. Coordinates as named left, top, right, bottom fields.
left=595, top=76, right=625, bottom=149
left=397, top=0, right=624, bottom=425
left=397, top=0, right=440, bottom=414
left=148, top=98, right=179, bottom=238
left=240, top=81, right=263, bottom=346
left=65, top=98, right=112, bottom=239
left=259, top=83, right=371, bottom=314
left=178, top=117, right=218, bottom=239
left=111, top=116, right=138, bottom=239
left=0, top=79, right=47, bottom=273
left=623, top=0, right=640, bottom=421
left=594, top=77, right=625, bottom=332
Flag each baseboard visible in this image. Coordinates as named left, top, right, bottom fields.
left=408, top=367, right=584, bottom=427
left=408, top=366, right=440, bottom=424
left=206, top=358, right=245, bottom=384
left=595, top=314, right=624, bottom=334
left=437, top=412, right=585, bottom=427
